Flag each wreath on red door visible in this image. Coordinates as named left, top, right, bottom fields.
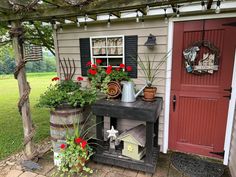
left=183, top=40, right=220, bottom=75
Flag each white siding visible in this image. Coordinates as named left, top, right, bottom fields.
left=229, top=107, right=236, bottom=177
left=54, top=19, right=168, bottom=151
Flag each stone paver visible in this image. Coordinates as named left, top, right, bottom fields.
left=6, top=170, right=23, bottom=177
left=3, top=152, right=233, bottom=177
left=136, top=171, right=152, bottom=177
left=105, top=171, right=128, bottom=177
left=19, top=172, right=38, bottom=177
left=90, top=169, right=107, bottom=177
left=124, top=169, right=138, bottom=177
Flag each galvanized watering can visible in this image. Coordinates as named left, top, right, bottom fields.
left=121, top=81, right=147, bottom=102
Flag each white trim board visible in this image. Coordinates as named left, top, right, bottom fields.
left=223, top=49, right=236, bottom=165
left=163, top=14, right=236, bottom=166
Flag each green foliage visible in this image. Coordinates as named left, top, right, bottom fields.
left=57, top=135, right=93, bottom=177
left=0, top=21, right=54, bottom=55
left=55, top=115, right=95, bottom=177
left=87, top=62, right=131, bottom=94
left=37, top=79, right=97, bottom=108
left=109, top=69, right=130, bottom=82
left=0, top=44, right=15, bottom=74
left=136, top=51, right=171, bottom=87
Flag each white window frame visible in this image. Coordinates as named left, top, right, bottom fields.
left=90, top=35, right=125, bottom=68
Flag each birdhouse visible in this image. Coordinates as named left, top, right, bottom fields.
left=118, top=124, right=146, bottom=160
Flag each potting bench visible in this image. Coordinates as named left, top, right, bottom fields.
left=91, top=97, right=163, bottom=173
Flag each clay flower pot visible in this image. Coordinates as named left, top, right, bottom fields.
left=107, top=81, right=121, bottom=98
left=143, top=87, right=157, bottom=101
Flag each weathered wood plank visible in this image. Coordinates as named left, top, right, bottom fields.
left=0, top=0, right=201, bottom=22
left=57, top=27, right=168, bottom=40
left=11, top=21, right=34, bottom=159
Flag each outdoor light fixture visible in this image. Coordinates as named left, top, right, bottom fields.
left=201, top=0, right=206, bottom=12
left=51, top=21, right=57, bottom=30
left=176, top=6, right=180, bottom=18
left=141, top=15, right=145, bottom=27
left=136, top=11, right=139, bottom=23
left=84, top=14, right=88, bottom=31
left=144, top=34, right=157, bottom=49
left=146, top=5, right=150, bottom=12
left=164, top=8, right=168, bottom=24
left=76, top=19, right=80, bottom=27
left=215, top=0, right=221, bottom=14
left=59, top=25, right=63, bottom=32
left=107, top=14, right=111, bottom=28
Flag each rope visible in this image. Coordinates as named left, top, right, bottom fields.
left=23, top=124, right=35, bottom=146
left=14, top=60, right=27, bottom=79
left=17, top=82, right=31, bottom=115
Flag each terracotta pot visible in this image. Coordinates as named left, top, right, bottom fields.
left=143, top=87, right=157, bottom=100
left=107, top=81, right=121, bottom=98
left=76, top=156, right=87, bottom=172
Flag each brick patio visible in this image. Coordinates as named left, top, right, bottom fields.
left=4, top=152, right=232, bottom=177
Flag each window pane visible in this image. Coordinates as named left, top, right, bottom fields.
left=100, top=58, right=107, bottom=66
left=107, top=47, right=123, bottom=56
left=108, top=58, right=122, bottom=66
left=93, top=48, right=106, bottom=56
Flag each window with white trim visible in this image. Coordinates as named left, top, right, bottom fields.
left=90, top=35, right=124, bottom=68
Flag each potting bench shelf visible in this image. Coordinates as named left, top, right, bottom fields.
left=91, top=97, right=163, bottom=173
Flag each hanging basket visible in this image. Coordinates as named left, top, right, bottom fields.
left=107, top=81, right=121, bottom=99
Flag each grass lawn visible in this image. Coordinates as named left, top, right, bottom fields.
left=0, top=72, right=56, bottom=160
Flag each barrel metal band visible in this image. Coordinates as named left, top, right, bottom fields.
left=50, top=122, right=77, bottom=128
left=50, top=109, right=83, bottom=117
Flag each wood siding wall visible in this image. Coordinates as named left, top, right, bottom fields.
left=54, top=19, right=168, bottom=151
left=229, top=107, right=236, bottom=177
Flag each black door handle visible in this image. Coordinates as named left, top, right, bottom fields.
left=223, top=95, right=231, bottom=100
left=173, top=95, right=176, bottom=112
left=224, top=87, right=232, bottom=93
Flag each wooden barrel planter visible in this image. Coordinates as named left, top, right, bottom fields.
left=50, top=106, right=89, bottom=166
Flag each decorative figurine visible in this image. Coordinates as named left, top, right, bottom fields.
left=107, top=126, right=119, bottom=153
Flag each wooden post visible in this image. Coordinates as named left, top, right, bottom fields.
left=11, top=21, right=34, bottom=159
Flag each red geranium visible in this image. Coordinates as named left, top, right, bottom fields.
left=119, top=63, right=125, bottom=68
left=52, top=77, right=60, bottom=81
left=77, top=76, right=83, bottom=81
left=106, top=69, right=112, bottom=75
left=96, top=59, right=102, bottom=64
left=116, top=68, right=120, bottom=71
left=60, top=143, right=66, bottom=149
left=88, top=69, right=97, bottom=75
left=75, top=137, right=83, bottom=144
left=126, top=66, right=132, bottom=72
left=81, top=140, right=87, bottom=149
left=107, top=65, right=112, bottom=70
left=91, top=64, right=97, bottom=69
left=86, top=61, right=92, bottom=66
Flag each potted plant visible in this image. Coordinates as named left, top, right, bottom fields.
left=137, top=51, right=171, bottom=101
left=37, top=76, right=97, bottom=168
left=37, top=77, right=97, bottom=109
left=55, top=122, right=94, bottom=177
left=87, top=59, right=132, bottom=98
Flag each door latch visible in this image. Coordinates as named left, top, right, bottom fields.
left=223, top=87, right=232, bottom=100
left=173, top=95, right=176, bottom=112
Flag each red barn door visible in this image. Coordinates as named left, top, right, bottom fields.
left=169, top=18, right=236, bottom=158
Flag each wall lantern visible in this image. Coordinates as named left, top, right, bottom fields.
left=144, top=34, right=157, bottom=49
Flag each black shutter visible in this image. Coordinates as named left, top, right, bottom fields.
left=125, top=35, right=138, bottom=78
left=79, top=38, right=91, bottom=76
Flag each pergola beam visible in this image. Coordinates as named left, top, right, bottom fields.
left=0, top=0, right=202, bottom=22
left=207, top=0, right=213, bottom=9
